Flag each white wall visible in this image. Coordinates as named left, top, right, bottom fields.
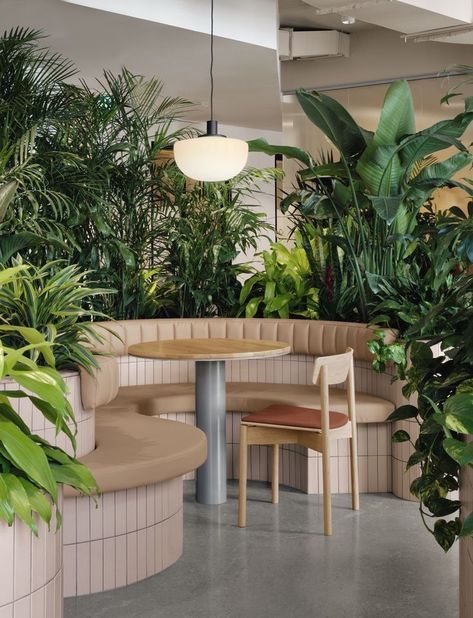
left=281, top=28, right=473, bottom=93
left=62, top=0, right=279, bottom=50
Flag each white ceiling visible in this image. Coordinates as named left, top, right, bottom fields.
left=1, top=0, right=282, bottom=131
left=278, top=0, right=373, bottom=31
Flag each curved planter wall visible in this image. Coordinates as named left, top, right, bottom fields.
left=63, top=478, right=182, bottom=597
left=0, top=372, right=95, bottom=458
left=0, top=494, right=63, bottom=618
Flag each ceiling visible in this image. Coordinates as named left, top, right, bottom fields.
left=278, top=0, right=373, bottom=31
left=1, top=0, right=282, bottom=131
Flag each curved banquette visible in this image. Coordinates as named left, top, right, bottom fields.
left=63, top=318, right=410, bottom=598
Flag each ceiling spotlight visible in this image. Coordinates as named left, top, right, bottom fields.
left=341, top=15, right=356, bottom=25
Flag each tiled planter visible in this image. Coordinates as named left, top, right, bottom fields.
left=63, top=478, right=183, bottom=597
left=0, top=372, right=95, bottom=458
left=0, top=495, right=63, bottom=618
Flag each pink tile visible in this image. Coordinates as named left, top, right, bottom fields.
left=12, top=595, right=30, bottom=618
left=63, top=544, right=77, bottom=598
left=0, top=606, right=13, bottom=618
left=126, top=532, right=138, bottom=584
left=126, top=488, right=137, bottom=532
left=137, top=487, right=147, bottom=529
left=90, top=540, right=104, bottom=594
left=137, top=529, right=147, bottom=581
left=13, top=519, right=31, bottom=601
left=146, top=526, right=156, bottom=577
left=115, top=491, right=127, bottom=536
left=103, top=537, right=116, bottom=592
left=115, top=536, right=127, bottom=588
left=76, top=542, right=90, bottom=596
left=75, top=497, right=90, bottom=543
left=30, top=585, right=45, bottom=618
left=102, top=493, right=116, bottom=538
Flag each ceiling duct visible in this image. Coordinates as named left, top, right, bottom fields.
left=279, top=29, right=350, bottom=61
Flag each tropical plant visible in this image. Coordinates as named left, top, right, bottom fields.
left=249, top=81, right=473, bottom=323
left=381, top=274, right=473, bottom=552
left=0, top=260, right=109, bottom=372
left=0, top=266, right=98, bottom=533
left=158, top=166, right=277, bottom=318
left=238, top=229, right=318, bottom=319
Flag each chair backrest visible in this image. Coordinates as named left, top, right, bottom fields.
left=312, top=348, right=356, bottom=429
left=312, top=348, right=354, bottom=386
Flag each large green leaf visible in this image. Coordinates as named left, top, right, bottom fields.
left=441, top=392, right=473, bottom=434
left=296, top=89, right=368, bottom=160
left=247, top=138, right=312, bottom=167
left=19, top=477, right=52, bottom=526
left=0, top=418, right=57, bottom=500
left=0, top=475, right=14, bottom=525
left=2, top=473, right=37, bottom=533
left=374, top=81, right=415, bottom=145
left=399, top=98, right=473, bottom=174
left=443, top=437, right=473, bottom=466
left=357, top=144, right=403, bottom=196
left=368, top=195, right=403, bottom=224
left=412, top=151, right=473, bottom=183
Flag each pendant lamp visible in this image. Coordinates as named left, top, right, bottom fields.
left=173, top=0, right=248, bottom=182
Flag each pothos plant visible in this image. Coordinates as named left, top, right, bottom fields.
left=369, top=275, right=473, bottom=551
left=0, top=266, right=98, bottom=533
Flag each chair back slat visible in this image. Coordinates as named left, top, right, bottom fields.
left=312, top=348, right=354, bottom=386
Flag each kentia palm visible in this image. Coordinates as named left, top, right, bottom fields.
left=159, top=166, right=276, bottom=318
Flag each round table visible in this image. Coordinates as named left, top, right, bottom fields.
left=128, top=338, right=291, bottom=504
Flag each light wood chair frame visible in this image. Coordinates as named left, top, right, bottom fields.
left=238, top=347, right=359, bottom=535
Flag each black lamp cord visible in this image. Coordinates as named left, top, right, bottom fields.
left=210, top=0, right=214, bottom=122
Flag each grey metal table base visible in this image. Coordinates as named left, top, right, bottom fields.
left=195, top=360, right=227, bottom=504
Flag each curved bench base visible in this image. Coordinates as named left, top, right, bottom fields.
left=63, top=478, right=183, bottom=597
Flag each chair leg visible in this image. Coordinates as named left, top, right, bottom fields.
left=350, top=432, right=360, bottom=511
left=238, top=424, right=248, bottom=528
left=322, top=443, right=332, bottom=536
left=272, top=444, right=279, bottom=504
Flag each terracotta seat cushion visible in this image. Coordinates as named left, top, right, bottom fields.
left=242, top=404, right=348, bottom=430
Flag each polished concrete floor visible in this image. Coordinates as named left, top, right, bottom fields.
left=65, top=481, right=458, bottom=618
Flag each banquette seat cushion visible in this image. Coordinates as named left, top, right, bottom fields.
left=64, top=405, right=207, bottom=498
left=106, top=382, right=394, bottom=424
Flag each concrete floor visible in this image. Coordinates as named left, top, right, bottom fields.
left=65, top=481, right=458, bottom=618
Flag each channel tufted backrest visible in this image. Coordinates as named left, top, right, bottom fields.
left=90, top=318, right=393, bottom=363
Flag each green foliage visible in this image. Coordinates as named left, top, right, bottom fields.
left=0, top=259, right=108, bottom=372
left=376, top=276, right=473, bottom=551
left=238, top=230, right=318, bottom=319
left=249, top=81, right=473, bottom=324
left=0, top=28, right=272, bottom=320
left=0, top=266, right=98, bottom=533
left=158, top=167, right=276, bottom=317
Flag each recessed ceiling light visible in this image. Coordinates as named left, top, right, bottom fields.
left=341, top=15, right=356, bottom=25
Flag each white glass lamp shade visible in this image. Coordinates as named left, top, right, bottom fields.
left=174, top=135, right=249, bottom=182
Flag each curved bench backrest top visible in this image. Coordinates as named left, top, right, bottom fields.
left=90, top=318, right=393, bottom=364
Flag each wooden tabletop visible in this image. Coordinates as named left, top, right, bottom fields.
left=128, top=338, right=291, bottom=361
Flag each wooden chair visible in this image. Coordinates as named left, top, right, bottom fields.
left=238, top=348, right=359, bottom=535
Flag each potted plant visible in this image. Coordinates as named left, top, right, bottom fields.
left=0, top=265, right=98, bottom=617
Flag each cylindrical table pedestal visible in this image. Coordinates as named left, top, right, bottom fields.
left=195, top=360, right=226, bottom=504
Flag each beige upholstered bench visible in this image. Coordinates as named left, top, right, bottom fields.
left=80, top=318, right=406, bottom=495
left=63, top=317, right=410, bottom=598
